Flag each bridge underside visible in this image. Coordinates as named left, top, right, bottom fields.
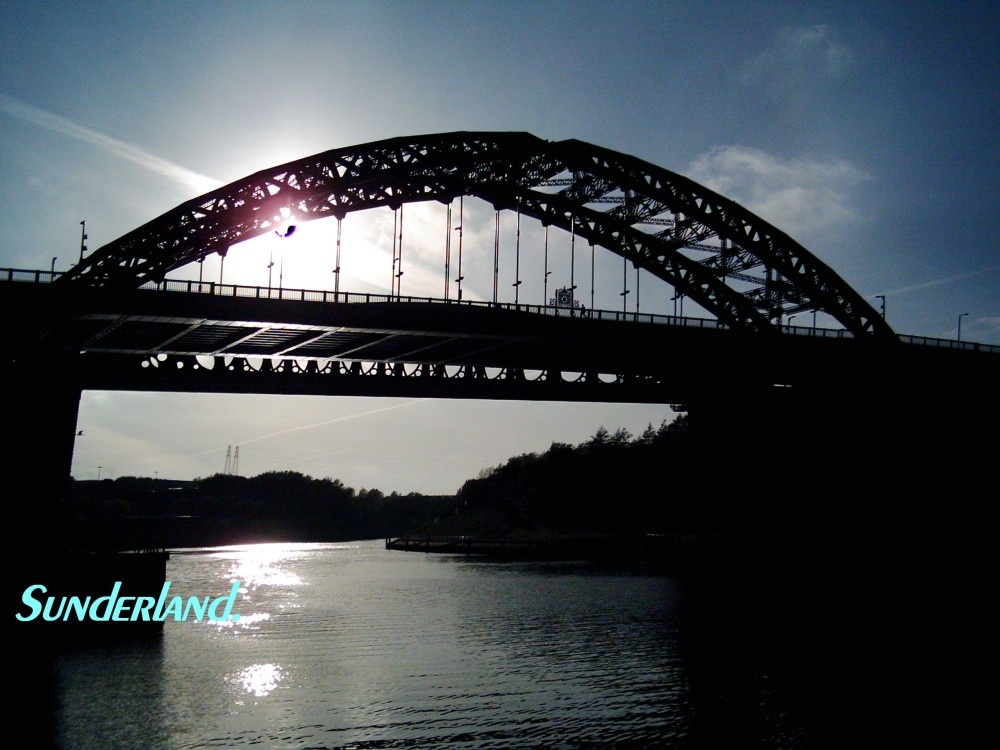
left=10, top=282, right=993, bottom=406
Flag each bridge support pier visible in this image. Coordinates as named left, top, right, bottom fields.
left=1, top=352, right=83, bottom=552
left=682, top=380, right=997, bottom=746
left=682, top=379, right=994, bottom=550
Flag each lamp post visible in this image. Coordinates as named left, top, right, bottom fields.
left=788, top=314, right=797, bottom=330
left=957, top=312, right=969, bottom=342
left=672, top=292, right=684, bottom=318
left=875, top=295, right=886, bottom=319
left=51, top=257, right=57, bottom=275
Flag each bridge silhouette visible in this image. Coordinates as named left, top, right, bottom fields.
left=2, top=271, right=996, bottom=403
left=2, top=131, right=996, bottom=554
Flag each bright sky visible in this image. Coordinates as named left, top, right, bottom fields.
left=2, top=1, right=997, bottom=492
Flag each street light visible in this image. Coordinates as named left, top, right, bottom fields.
left=788, top=314, right=797, bottom=330
left=875, top=295, right=886, bottom=319
left=51, top=257, right=57, bottom=275
left=958, top=312, right=969, bottom=342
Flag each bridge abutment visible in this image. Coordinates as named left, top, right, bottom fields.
left=2, top=352, right=83, bottom=551
left=683, top=379, right=995, bottom=559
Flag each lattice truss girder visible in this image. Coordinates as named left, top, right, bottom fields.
left=533, top=140, right=889, bottom=336
left=59, top=132, right=891, bottom=337
left=147, top=354, right=665, bottom=390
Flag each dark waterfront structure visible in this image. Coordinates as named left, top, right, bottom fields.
left=4, top=132, right=997, bottom=745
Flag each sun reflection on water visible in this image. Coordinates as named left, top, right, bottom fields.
left=213, top=611, right=270, bottom=630
left=233, top=662, right=284, bottom=698
left=200, top=543, right=311, bottom=633
left=217, top=543, right=306, bottom=588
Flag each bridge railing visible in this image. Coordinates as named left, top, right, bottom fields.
left=1, top=268, right=62, bottom=284
left=3, top=268, right=998, bottom=352
left=895, top=333, right=997, bottom=352
left=136, top=276, right=738, bottom=331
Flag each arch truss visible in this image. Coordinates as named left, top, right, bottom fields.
left=57, top=131, right=892, bottom=337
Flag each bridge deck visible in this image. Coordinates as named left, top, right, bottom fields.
left=2, top=270, right=997, bottom=404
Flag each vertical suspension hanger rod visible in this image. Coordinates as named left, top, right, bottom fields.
left=590, top=241, right=595, bottom=313
left=544, top=225, right=551, bottom=305
left=636, top=265, right=640, bottom=316
left=334, top=216, right=342, bottom=297
left=444, top=203, right=452, bottom=300
left=493, top=210, right=500, bottom=304
left=513, top=201, right=522, bottom=305
left=621, top=253, right=629, bottom=313
left=396, top=204, right=404, bottom=299
left=570, top=216, right=577, bottom=315
left=455, top=196, right=464, bottom=301
left=391, top=207, right=398, bottom=297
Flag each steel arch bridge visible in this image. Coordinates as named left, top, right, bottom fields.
left=56, top=131, right=892, bottom=338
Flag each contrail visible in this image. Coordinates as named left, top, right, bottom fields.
left=871, top=265, right=1000, bottom=298
left=185, top=398, right=430, bottom=458
left=0, top=94, right=222, bottom=193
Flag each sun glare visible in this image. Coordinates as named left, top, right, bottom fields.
left=168, top=197, right=679, bottom=316
left=232, top=662, right=284, bottom=698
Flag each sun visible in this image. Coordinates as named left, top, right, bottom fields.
left=182, top=201, right=461, bottom=301
left=175, top=212, right=392, bottom=295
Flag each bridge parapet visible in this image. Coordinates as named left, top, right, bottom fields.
left=4, top=268, right=997, bottom=352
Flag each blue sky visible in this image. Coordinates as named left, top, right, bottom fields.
left=2, top=1, right=997, bottom=492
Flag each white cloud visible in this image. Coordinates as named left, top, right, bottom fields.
left=739, top=24, right=857, bottom=93
left=981, top=316, right=1000, bottom=328
left=686, top=145, right=870, bottom=240
left=973, top=316, right=1000, bottom=339
left=0, top=94, right=222, bottom=193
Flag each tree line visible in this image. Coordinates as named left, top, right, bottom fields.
left=67, top=411, right=826, bottom=548
left=452, top=416, right=695, bottom=535
left=66, top=472, right=456, bottom=548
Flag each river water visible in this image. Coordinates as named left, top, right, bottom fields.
left=40, top=540, right=926, bottom=748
